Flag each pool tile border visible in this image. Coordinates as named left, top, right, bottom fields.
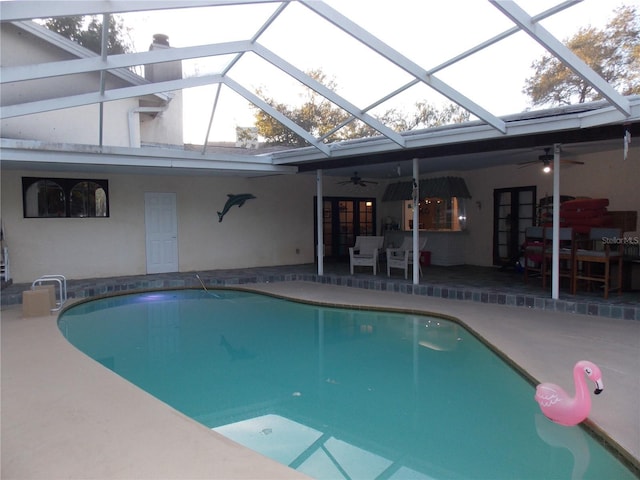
left=2, top=270, right=638, bottom=321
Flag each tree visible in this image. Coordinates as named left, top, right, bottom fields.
left=252, top=69, right=470, bottom=147
left=524, top=5, right=640, bottom=107
left=378, top=102, right=470, bottom=132
left=253, top=70, right=352, bottom=147
left=44, top=15, right=131, bottom=55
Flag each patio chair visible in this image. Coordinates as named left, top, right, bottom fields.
left=386, top=237, right=427, bottom=279
left=349, top=236, right=384, bottom=275
left=522, top=226, right=544, bottom=282
left=541, top=227, right=576, bottom=291
left=572, top=228, right=623, bottom=299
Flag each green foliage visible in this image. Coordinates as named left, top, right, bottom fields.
left=253, top=70, right=352, bottom=147
left=379, top=102, right=470, bottom=132
left=524, top=5, right=640, bottom=107
left=44, top=15, right=131, bottom=55
left=252, top=69, right=470, bottom=147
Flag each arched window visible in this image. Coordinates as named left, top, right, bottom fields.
left=22, top=177, right=109, bottom=218
left=24, top=180, right=66, bottom=217
left=70, top=181, right=108, bottom=217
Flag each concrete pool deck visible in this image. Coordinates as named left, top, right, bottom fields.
left=2, top=282, right=639, bottom=478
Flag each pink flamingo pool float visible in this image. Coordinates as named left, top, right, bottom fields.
left=535, top=360, right=603, bottom=426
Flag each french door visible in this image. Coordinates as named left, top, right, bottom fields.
left=493, top=186, right=536, bottom=267
left=315, top=197, right=376, bottom=260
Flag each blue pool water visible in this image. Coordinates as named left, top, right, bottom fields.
left=59, top=289, right=635, bottom=479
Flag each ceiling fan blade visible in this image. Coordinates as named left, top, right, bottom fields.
left=517, top=162, right=537, bottom=169
left=517, top=160, right=539, bottom=166
left=338, top=171, right=379, bottom=186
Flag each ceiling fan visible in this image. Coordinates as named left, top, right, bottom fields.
left=337, top=171, right=379, bottom=187
left=517, top=147, right=585, bottom=171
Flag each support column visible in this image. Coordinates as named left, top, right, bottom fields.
left=551, top=144, right=561, bottom=299
left=412, top=158, right=420, bottom=285
left=316, top=169, right=324, bottom=276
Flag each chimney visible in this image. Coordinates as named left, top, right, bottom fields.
left=144, top=34, right=182, bottom=82
left=152, top=33, right=170, bottom=47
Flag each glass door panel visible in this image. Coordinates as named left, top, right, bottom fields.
left=338, top=201, right=354, bottom=257
left=315, top=197, right=376, bottom=260
left=323, top=200, right=333, bottom=257
left=493, top=187, right=536, bottom=267
left=358, top=200, right=374, bottom=236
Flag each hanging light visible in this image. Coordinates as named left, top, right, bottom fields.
left=539, top=148, right=553, bottom=173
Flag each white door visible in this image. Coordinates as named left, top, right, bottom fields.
left=145, top=192, right=178, bottom=274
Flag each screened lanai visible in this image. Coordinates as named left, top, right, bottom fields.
left=2, top=6, right=640, bottom=477
left=1, top=0, right=639, bottom=294
left=2, top=1, right=638, bottom=164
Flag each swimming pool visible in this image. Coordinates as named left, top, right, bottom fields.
left=59, top=289, right=635, bottom=479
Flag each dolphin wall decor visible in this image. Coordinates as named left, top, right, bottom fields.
left=217, top=193, right=256, bottom=222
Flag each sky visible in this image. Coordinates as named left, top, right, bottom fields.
left=119, top=0, right=640, bottom=144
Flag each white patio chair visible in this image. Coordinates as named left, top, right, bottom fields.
left=386, top=237, right=427, bottom=279
left=349, top=236, right=384, bottom=275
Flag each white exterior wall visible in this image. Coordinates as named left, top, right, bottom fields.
left=2, top=101, right=139, bottom=147
left=1, top=81, right=182, bottom=149
left=1, top=143, right=637, bottom=282
left=462, top=143, right=639, bottom=266
left=0, top=169, right=318, bottom=283
left=138, top=92, right=184, bottom=147
left=1, top=22, right=182, bottom=148
left=378, top=143, right=639, bottom=268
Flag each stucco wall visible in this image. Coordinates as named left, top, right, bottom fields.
left=376, top=143, right=639, bottom=268
left=1, top=22, right=183, bottom=148
left=461, top=143, right=639, bottom=267
left=1, top=170, right=328, bottom=283
left=1, top=142, right=637, bottom=282
left=138, top=92, right=184, bottom=147
left=2, top=93, right=183, bottom=149
left=2, top=102, right=137, bottom=147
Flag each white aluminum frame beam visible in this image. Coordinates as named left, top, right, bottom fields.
left=0, top=1, right=283, bottom=22
left=1, top=74, right=225, bottom=119
left=1, top=40, right=253, bottom=83
left=4, top=41, right=403, bottom=153
left=300, top=0, right=507, bottom=134
left=272, top=96, right=640, bottom=164
left=2, top=0, right=635, bottom=166
left=202, top=2, right=289, bottom=150
left=316, top=1, right=581, bottom=141
left=491, top=0, right=631, bottom=117
left=252, top=43, right=406, bottom=147
left=223, top=77, right=332, bottom=155
left=1, top=139, right=297, bottom=174
left=430, top=0, right=581, bottom=76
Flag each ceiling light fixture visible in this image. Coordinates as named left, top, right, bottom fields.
left=539, top=147, right=553, bottom=173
